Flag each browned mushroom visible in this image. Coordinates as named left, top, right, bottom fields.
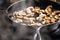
left=45, top=5, right=52, bottom=15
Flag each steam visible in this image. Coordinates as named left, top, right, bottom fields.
left=34, top=26, right=43, bottom=40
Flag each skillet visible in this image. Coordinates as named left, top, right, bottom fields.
left=6, top=0, right=60, bottom=40
left=6, top=0, right=60, bottom=30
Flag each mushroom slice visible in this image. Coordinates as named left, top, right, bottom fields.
left=45, top=5, right=52, bottom=15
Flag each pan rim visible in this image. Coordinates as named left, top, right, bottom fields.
left=6, top=0, right=27, bottom=14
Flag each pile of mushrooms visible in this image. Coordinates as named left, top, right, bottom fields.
left=11, top=5, right=60, bottom=26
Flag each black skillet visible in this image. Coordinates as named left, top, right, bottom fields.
left=6, top=0, right=60, bottom=31
left=6, top=0, right=60, bottom=40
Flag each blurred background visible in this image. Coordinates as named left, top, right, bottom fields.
left=10, top=0, right=59, bottom=3
left=0, top=0, right=60, bottom=10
